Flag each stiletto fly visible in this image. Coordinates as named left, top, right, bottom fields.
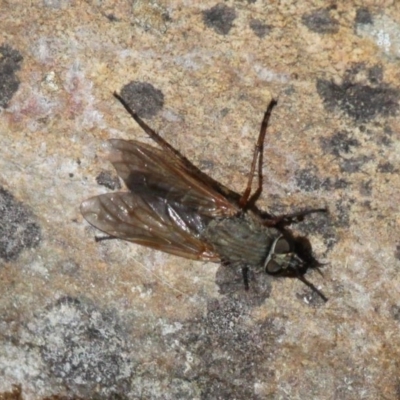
left=81, top=92, right=328, bottom=301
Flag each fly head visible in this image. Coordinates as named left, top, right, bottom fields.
left=264, top=235, right=306, bottom=276
left=264, top=234, right=328, bottom=302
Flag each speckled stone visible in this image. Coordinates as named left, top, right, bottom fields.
left=1, top=1, right=399, bottom=399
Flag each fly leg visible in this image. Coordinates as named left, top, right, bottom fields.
left=239, top=99, right=278, bottom=209
left=263, top=208, right=328, bottom=228
left=113, top=91, right=229, bottom=192
left=242, top=266, right=250, bottom=291
left=113, top=92, right=180, bottom=158
left=95, top=235, right=117, bottom=242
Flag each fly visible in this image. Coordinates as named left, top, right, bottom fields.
left=81, top=92, right=328, bottom=301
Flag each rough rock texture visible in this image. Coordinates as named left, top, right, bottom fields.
left=0, top=1, right=399, bottom=399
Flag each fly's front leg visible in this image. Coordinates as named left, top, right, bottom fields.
left=239, top=99, right=278, bottom=209
left=263, top=208, right=328, bottom=227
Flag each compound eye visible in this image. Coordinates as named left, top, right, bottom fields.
left=265, top=259, right=282, bottom=274
left=274, top=237, right=290, bottom=254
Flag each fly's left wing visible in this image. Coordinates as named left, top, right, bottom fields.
left=81, top=191, right=220, bottom=261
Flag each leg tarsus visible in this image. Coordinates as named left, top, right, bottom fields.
left=95, top=235, right=117, bottom=243
left=242, top=266, right=250, bottom=291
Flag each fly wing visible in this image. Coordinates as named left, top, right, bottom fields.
left=106, top=139, right=239, bottom=218
left=80, top=192, right=220, bottom=261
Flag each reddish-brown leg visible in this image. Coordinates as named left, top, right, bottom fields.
left=239, top=99, right=277, bottom=209
left=262, top=208, right=328, bottom=227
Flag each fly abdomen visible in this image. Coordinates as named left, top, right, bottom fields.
left=203, top=213, right=279, bottom=268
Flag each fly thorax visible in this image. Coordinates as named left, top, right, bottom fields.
left=203, top=214, right=280, bottom=267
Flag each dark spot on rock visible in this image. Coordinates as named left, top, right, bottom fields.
left=220, top=107, right=229, bottom=117
left=302, top=8, right=339, bottom=34
left=359, top=179, right=372, bottom=196
left=335, top=179, right=349, bottom=189
left=162, top=11, right=172, bottom=23
left=361, top=200, right=372, bottom=210
left=377, top=139, right=392, bottom=152
left=295, top=168, right=348, bottom=192
left=322, top=229, right=339, bottom=250
left=377, top=161, right=396, bottom=173
left=355, top=7, right=372, bottom=25
left=384, top=125, right=393, bottom=135
left=321, top=178, right=349, bottom=190
left=340, top=156, right=371, bottom=173
left=106, top=13, right=119, bottom=22
left=295, top=168, right=324, bottom=192
left=390, top=304, right=400, bottom=322
left=395, top=245, right=400, bottom=261
left=120, top=81, right=164, bottom=118
left=249, top=19, right=271, bottom=38
left=0, top=45, right=23, bottom=108
left=320, top=131, right=360, bottom=156
left=27, top=297, right=134, bottom=399
left=0, top=187, right=41, bottom=261
left=96, top=171, right=122, bottom=190
left=368, top=65, right=383, bottom=84
left=203, top=3, right=236, bottom=35
left=69, top=173, right=74, bottom=178
left=334, top=199, right=352, bottom=227
left=378, top=125, right=393, bottom=146
left=316, top=79, right=399, bottom=121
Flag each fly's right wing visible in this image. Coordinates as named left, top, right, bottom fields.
left=107, top=139, right=239, bottom=218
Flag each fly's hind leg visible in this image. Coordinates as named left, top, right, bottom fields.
left=113, top=92, right=180, bottom=158
left=241, top=266, right=250, bottom=291
left=95, top=235, right=117, bottom=242
left=113, top=91, right=225, bottom=190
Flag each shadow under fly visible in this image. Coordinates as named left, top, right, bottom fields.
left=81, top=92, right=328, bottom=302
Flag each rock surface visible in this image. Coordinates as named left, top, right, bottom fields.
left=0, top=2, right=399, bottom=399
